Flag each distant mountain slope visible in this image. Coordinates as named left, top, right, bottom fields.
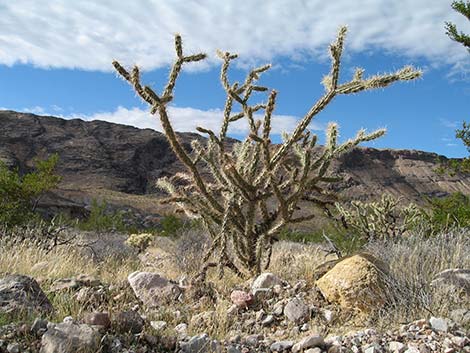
left=1, top=110, right=469, bottom=219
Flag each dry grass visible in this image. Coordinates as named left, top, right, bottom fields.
left=0, top=242, right=140, bottom=284
left=0, top=224, right=468, bottom=338
left=365, top=229, right=470, bottom=328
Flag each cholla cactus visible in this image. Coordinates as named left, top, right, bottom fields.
left=336, top=194, right=425, bottom=241
left=126, top=232, right=154, bottom=253
left=113, top=27, right=421, bottom=277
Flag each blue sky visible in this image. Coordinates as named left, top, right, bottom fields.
left=0, top=1, right=469, bottom=157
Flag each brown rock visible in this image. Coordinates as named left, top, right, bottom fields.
left=83, top=312, right=111, bottom=329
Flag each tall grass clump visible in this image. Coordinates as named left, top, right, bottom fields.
left=365, top=229, right=469, bottom=328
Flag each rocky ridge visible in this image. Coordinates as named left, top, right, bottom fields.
left=1, top=110, right=470, bottom=222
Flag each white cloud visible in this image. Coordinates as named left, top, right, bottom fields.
left=64, top=105, right=323, bottom=135
left=0, top=1, right=468, bottom=72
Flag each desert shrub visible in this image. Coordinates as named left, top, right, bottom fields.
left=125, top=232, right=155, bottom=252
left=335, top=194, right=426, bottom=241
left=158, top=214, right=200, bottom=237
left=78, top=199, right=127, bottom=233
left=425, top=192, right=470, bottom=233
left=114, top=28, right=420, bottom=277
left=0, top=154, right=61, bottom=226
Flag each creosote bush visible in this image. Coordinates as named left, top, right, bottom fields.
left=0, top=154, right=61, bottom=226
left=113, top=27, right=421, bottom=277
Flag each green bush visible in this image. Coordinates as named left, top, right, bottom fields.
left=0, top=154, right=61, bottom=226
left=78, top=199, right=128, bottom=233
left=425, top=192, right=470, bottom=233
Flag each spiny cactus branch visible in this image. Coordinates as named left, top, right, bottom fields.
left=113, top=26, right=421, bottom=277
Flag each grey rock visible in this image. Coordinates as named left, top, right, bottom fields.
left=6, top=343, right=20, bottom=353
left=150, top=320, right=167, bottom=331
left=389, top=341, right=405, bottom=352
left=270, top=340, right=294, bottom=352
left=429, top=317, right=448, bottom=332
left=0, top=275, right=53, bottom=315
left=261, top=314, right=275, bottom=326
left=292, top=334, right=324, bottom=352
left=252, top=273, right=283, bottom=290
left=180, top=334, right=221, bottom=353
left=305, top=349, right=322, bottom=353
left=31, top=318, right=49, bottom=335
left=128, top=271, right=181, bottom=307
left=227, top=346, right=242, bottom=353
left=40, top=322, right=101, bottom=353
left=283, top=298, right=309, bottom=324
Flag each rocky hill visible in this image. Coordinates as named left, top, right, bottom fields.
left=1, top=110, right=469, bottom=220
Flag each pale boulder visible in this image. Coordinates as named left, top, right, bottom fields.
left=315, top=254, right=391, bottom=313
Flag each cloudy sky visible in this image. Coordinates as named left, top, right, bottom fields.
left=1, top=0, right=469, bottom=157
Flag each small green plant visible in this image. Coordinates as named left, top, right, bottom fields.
left=79, top=199, right=127, bottom=233
left=0, top=154, right=61, bottom=226
left=335, top=194, right=426, bottom=241
left=425, top=192, right=470, bottom=232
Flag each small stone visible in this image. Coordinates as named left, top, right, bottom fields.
left=270, top=340, right=294, bottom=352
left=252, top=273, right=283, bottom=290
left=180, top=333, right=221, bottom=353
left=429, top=317, right=448, bottom=332
left=83, top=312, right=111, bottom=329
left=292, top=334, right=324, bottom=352
left=150, top=320, right=167, bottom=331
left=363, top=344, right=382, bottom=353
left=452, top=336, right=468, bottom=347
left=174, top=323, right=188, bottom=338
left=300, top=323, right=310, bottom=331
left=273, top=301, right=284, bottom=316
left=40, top=322, right=102, bottom=353
left=284, top=298, right=309, bottom=323
left=322, top=309, right=335, bottom=323
left=230, top=290, right=253, bottom=308
left=227, top=304, right=239, bottom=316
left=227, top=346, right=242, bottom=353
left=63, top=316, right=74, bottom=324
left=389, top=341, right=405, bottom=352
left=305, top=349, right=322, bottom=353
left=245, top=334, right=262, bottom=346
left=256, top=309, right=265, bottom=321
left=6, top=343, right=20, bottom=353
left=261, top=315, right=275, bottom=326
left=31, top=318, right=48, bottom=335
